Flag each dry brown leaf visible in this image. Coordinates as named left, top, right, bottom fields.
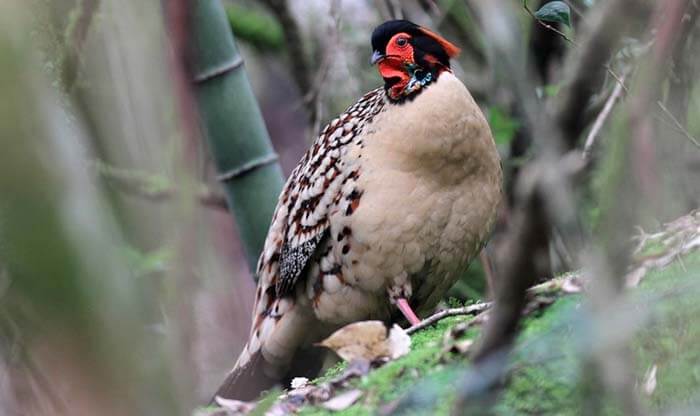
left=213, top=396, right=255, bottom=414
left=322, top=389, right=363, bottom=411
left=319, top=321, right=410, bottom=362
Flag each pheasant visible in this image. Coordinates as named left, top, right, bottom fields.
left=214, top=19, right=502, bottom=401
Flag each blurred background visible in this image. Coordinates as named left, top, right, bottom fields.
left=0, top=0, right=698, bottom=414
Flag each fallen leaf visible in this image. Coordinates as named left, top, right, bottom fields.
left=214, top=396, right=255, bottom=414
left=387, top=324, right=411, bottom=359
left=322, top=389, right=363, bottom=411
left=319, top=321, right=411, bottom=362
left=290, top=377, right=309, bottom=389
left=561, top=276, right=583, bottom=293
left=643, top=364, right=657, bottom=396
left=446, top=339, right=474, bottom=355
left=441, top=322, right=474, bottom=356
left=625, top=266, right=647, bottom=288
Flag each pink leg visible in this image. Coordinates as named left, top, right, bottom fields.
left=396, top=298, right=421, bottom=326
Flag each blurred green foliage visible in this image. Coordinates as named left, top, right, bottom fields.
left=122, top=245, right=173, bottom=279
left=447, top=260, right=488, bottom=302
left=226, top=4, right=284, bottom=51
left=488, top=106, right=520, bottom=146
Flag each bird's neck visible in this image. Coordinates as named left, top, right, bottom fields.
left=385, top=64, right=450, bottom=102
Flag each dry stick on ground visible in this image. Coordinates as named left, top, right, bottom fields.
left=406, top=302, right=491, bottom=335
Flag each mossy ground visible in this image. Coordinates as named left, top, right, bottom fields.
left=296, top=252, right=700, bottom=415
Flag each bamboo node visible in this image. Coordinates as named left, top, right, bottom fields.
left=193, top=56, right=244, bottom=83
left=216, top=153, right=280, bottom=182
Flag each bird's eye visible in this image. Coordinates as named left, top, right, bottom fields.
left=396, top=37, right=408, bottom=47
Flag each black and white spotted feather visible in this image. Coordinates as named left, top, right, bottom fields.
left=260, top=87, right=386, bottom=300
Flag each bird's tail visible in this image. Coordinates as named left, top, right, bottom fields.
left=210, top=302, right=328, bottom=402
left=210, top=345, right=279, bottom=403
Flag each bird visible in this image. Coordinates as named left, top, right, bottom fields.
left=213, top=19, right=502, bottom=401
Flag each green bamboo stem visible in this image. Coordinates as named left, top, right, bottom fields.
left=191, top=0, right=285, bottom=272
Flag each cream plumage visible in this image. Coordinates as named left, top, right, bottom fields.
left=214, top=20, right=502, bottom=401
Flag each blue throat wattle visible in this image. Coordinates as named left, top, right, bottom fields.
left=402, top=63, right=434, bottom=97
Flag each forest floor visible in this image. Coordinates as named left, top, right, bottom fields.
left=206, top=212, right=700, bottom=415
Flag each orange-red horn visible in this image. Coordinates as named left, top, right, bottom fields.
left=418, top=27, right=461, bottom=58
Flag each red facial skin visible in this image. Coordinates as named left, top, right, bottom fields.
left=377, top=32, right=415, bottom=100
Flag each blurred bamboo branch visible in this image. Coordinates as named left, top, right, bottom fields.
left=93, top=162, right=229, bottom=210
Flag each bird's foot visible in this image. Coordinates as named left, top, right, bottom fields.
left=396, top=298, right=421, bottom=326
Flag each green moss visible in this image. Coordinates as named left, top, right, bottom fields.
left=496, top=296, right=583, bottom=415
left=632, top=253, right=700, bottom=411
left=293, top=252, right=700, bottom=415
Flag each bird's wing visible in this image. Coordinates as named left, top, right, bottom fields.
left=213, top=89, right=386, bottom=403
left=257, top=87, right=386, bottom=300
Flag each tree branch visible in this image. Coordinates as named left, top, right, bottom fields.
left=582, top=72, right=627, bottom=161
left=60, top=0, right=100, bottom=91
left=91, top=161, right=229, bottom=210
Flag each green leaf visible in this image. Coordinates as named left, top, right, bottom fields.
left=225, top=4, right=284, bottom=51
left=544, top=84, right=561, bottom=97
left=534, top=1, right=572, bottom=27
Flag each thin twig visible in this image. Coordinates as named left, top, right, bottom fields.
left=406, top=302, right=492, bottom=335
left=1, top=314, right=69, bottom=414
left=657, top=100, right=700, bottom=148
left=582, top=73, right=627, bottom=160
left=605, top=66, right=630, bottom=94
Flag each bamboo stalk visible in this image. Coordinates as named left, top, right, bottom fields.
left=190, top=0, right=285, bottom=272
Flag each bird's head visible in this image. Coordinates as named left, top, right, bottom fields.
left=370, top=20, right=460, bottom=102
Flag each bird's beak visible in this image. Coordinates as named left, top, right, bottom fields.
left=370, top=50, right=385, bottom=65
